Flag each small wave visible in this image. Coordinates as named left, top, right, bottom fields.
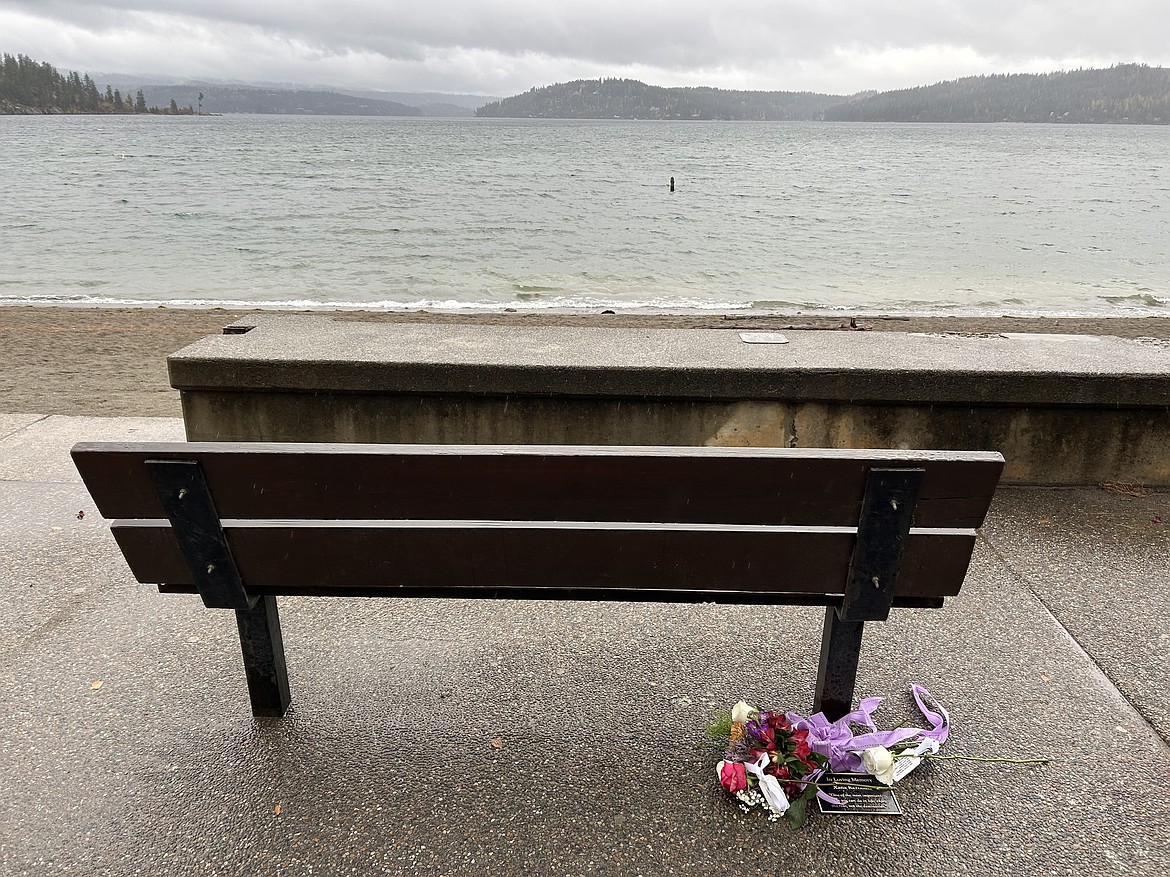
left=1101, top=293, right=1169, bottom=308
left=751, top=298, right=823, bottom=310
left=513, top=285, right=563, bottom=294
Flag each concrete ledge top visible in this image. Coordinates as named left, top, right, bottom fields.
left=167, top=314, right=1170, bottom=406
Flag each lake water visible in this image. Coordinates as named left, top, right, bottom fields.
left=2, top=115, right=1168, bottom=314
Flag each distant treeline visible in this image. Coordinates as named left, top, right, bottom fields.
left=826, top=65, right=1169, bottom=124
left=8, top=51, right=1167, bottom=124
left=137, top=85, right=421, bottom=116
left=480, top=65, right=1170, bottom=124
left=0, top=52, right=422, bottom=117
left=477, top=78, right=843, bottom=120
left=1, top=53, right=194, bottom=115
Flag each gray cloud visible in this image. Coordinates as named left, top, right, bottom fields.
left=2, top=0, right=1167, bottom=96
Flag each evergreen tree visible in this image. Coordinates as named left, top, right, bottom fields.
left=134, top=89, right=147, bottom=112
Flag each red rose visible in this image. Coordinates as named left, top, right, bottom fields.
left=718, top=760, right=748, bottom=794
left=794, top=739, right=811, bottom=760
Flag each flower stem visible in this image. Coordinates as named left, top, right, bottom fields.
left=922, top=754, right=1050, bottom=765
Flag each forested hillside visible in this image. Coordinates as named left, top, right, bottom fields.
left=1, top=53, right=178, bottom=114
left=479, top=65, right=1170, bottom=124
left=477, top=79, right=843, bottom=120
left=823, top=64, right=1168, bottom=124
left=0, top=53, right=421, bottom=116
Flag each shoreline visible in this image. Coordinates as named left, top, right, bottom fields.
left=6, top=299, right=1170, bottom=320
left=5, top=304, right=1170, bottom=418
left=9, top=301, right=1170, bottom=328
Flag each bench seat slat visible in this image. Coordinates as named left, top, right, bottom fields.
left=74, top=443, right=1005, bottom=528
left=111, top=522, right=976, bottom=598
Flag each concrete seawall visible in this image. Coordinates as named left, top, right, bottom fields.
left=169, top=315, right=1170, bottom=485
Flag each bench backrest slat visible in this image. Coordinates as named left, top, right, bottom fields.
left=108, top=521, right=977, bottom=599
left=72, top=442, right=1003, bottom=528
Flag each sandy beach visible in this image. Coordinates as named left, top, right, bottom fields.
left=4, top=305, right=1170, bottom=417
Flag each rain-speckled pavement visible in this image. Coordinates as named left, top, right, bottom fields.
left=2, top=413, right=1168, bottom=876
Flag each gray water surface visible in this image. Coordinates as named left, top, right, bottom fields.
left=2, top=115, right=1167, bottom=313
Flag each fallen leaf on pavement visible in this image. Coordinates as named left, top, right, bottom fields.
left=90, top=680, right=103, bottom=690
left=274, top=804, right=281, bottom=815
left=490, top=738, right=503, bottom=750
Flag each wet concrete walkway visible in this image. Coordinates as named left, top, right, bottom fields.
left=2, top=413, right=1168, bottom=876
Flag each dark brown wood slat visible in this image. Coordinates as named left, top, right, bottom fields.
left=154, top=583, right=945, bottom=609
left=74, top=443, right=1004, bottom=528
left=110, top=522, right=976, bottom=598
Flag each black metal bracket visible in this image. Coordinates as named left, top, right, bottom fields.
left=145, top=459, right=256, bottom=610
left=813, top=466, right=924, bottom=720
left=840, top=467, right=924, bottom=623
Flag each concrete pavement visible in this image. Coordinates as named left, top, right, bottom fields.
left=1, top=413, right=1168, bottom=876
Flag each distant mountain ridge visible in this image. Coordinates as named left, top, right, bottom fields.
left=3, top=55, right=497, bottom=117
left=6, top=52, right=1167, bottom=123
left=335, top=89, right=497, bottom=116
left=477, top=78, right=844, bottom=120
left=480, top=65, right=1170, bottom=124
left=90, top=78, right=496, bottom=116
left=824, top=64, right=1169, bottom=124
left=118, top=83, right=423, bottom=117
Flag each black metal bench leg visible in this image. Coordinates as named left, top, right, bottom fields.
left=813, top=607, right=864, bottom=722
left=234, top=595, right=291, bottom=717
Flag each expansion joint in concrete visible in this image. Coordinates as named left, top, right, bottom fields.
left=0, top=413, right=49, bottom=446
left=0, top=597, right=90, bottom=667
left=976, top=531, right=1170, bottom=752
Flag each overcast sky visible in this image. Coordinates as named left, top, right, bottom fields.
left=2, top=0, right=1167, bottom=98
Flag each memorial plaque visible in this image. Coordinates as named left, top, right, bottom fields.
left=817, top=772, right=902, bottom=816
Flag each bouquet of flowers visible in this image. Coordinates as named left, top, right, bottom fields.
left=712, top=684, right=956, bottom=828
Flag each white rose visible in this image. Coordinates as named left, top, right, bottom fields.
left=730, top=701, right=753, bottom=724
left=861, top=746, right=896, bottom=785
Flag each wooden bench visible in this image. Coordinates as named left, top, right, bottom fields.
left=71, top=442, right=1003, bottom=720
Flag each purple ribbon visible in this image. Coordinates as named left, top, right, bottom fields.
left=786, top=683, right=951, bottom=772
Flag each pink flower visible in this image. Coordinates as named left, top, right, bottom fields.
left=717, top=760, right=748, bottom=793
